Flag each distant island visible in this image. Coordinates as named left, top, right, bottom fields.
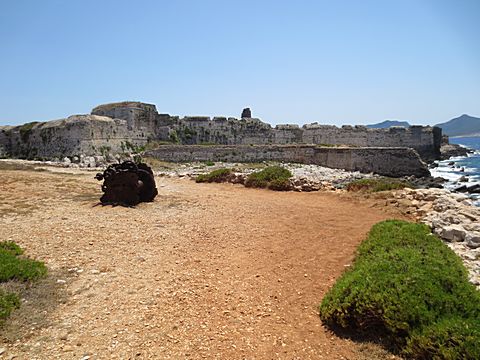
left=366, top=120, right=411, bottom=128
left=435, top=114, right=480, bottom=137
left=367, top=115, right=480, bottom=138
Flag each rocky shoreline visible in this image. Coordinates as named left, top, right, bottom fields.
left=440, top=143, right=473, bottom=160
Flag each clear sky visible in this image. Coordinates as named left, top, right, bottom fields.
left=0, top=0, right=479, bottom=126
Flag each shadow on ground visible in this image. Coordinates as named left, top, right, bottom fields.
left=321, top=322, right=402, bottom=360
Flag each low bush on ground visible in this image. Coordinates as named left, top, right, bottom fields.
left=0, top=241, right=23, bottom=256
left=319, top=220, right=480, bottom=359
left=0, top=245, right=47, bottom=282
left=195, top=168, right=234, bottom=183
left=345, top=178, right=412, bottom=192
left=0, top=289, right=20, bottom=323
left=0, top=241, right=47, bottom=325
left=244, top=166, right=292, bottom=191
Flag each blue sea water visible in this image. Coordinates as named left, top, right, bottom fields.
left=431, top=136, right=480, bottom=206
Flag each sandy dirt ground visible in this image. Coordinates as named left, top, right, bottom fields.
left=0, top=164, right=404, bottom=359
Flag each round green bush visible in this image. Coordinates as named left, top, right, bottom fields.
left=319, top=220, right=480, bottom=358
left=245, top=166, right=292, bottom=190
left=195, top=168, right=233, bottom=183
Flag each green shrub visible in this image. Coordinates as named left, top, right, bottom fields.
left=404, top=317, right=480, bottom=360
left=319, top=220, right=480, bottom=358
left=0, top=290, right=20, bottom=323
left=168, top=130, right=180, bottom=144
left=0, top=241, right=46, bottom=325
left=0, top=241, right=24, bottom=256
left=346, top=178, right=412, bottom=192
left=267, top=177, right=291, bottom=191
left=0, top=243, right=47, bottom=282
left=245, top=166, right=292, bottom=191
left=204, top=161, right=215, bottom=166
left=195, top=168, right=233, bottom=183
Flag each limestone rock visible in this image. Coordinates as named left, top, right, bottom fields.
left=436, top=225, right=467, bottom=242
left=466, top=233, right=480, bottom=249
left=440, top=143, right=472, bottom=160
left=94, top=156, right=105, bottom=167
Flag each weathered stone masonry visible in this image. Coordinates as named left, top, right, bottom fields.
left=145, top=145, right=430, bottom=178
left=0, top=101, right=440, bottom=176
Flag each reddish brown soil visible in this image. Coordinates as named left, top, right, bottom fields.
left=0, top=166, right=404, bottom=359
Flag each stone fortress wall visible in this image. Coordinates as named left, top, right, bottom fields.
left=174, top=117, right=441, bottom=161
left=0, top=101, right=441, bottom=170
left=144, top=145, right=430, bottom=178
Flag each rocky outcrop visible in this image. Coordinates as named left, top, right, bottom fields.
left=440, top=143, right=472, bottom=160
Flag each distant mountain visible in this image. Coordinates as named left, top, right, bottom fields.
left=366, top=120, right=411, bottom=129
left=435, top=114, right=480, bottom=137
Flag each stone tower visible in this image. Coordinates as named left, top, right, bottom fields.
left=241, top=108, right=252, bottom=118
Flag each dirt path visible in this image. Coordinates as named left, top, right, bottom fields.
left=0, top=167, right=403, bottom=359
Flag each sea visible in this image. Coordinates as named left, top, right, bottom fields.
left=430, top=136, right=480, bottom=206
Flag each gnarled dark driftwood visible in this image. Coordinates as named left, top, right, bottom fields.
left=95, top=161, right=158, bottom=206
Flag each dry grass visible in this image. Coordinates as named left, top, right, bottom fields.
left=0, top=160, right=54, bottom=172
left=142, top=157, right=181, bottom=171
left=0, top=270, right=70, bottom=343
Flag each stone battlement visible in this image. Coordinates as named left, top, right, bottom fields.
left=0, top=101, right=441, bottom=176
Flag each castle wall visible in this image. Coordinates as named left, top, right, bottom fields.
left=0, top=101, right=442, bottom=167
left=300, top=124, right=441, bottom=161
left=91, top=102, right=158, bottom=131
left=144, top=145, right=430, bottom=178
left=0, top=126, right=13, bottom=157
left=174, top=117, right=275, bottom=145
left=170, top=118, right=440, bottom=161
left=1, top=115, right=149, bottom=159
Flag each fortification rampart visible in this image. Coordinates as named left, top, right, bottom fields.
left=171, top=118, right=441, bottom=160
left=0, top=115, right=150, bottom=159
left=144, top=145, right=430, bottom=178
left=87, top=102, right=441, bottom=161
left=0, top=101, right=439, bottom=176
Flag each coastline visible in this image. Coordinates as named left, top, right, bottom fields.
left=432, top=138, right=480, bottom=207
left=450, top=134, right=480, bottom=139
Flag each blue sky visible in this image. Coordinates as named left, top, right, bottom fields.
left=0, top=0, right=479, bottom=126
